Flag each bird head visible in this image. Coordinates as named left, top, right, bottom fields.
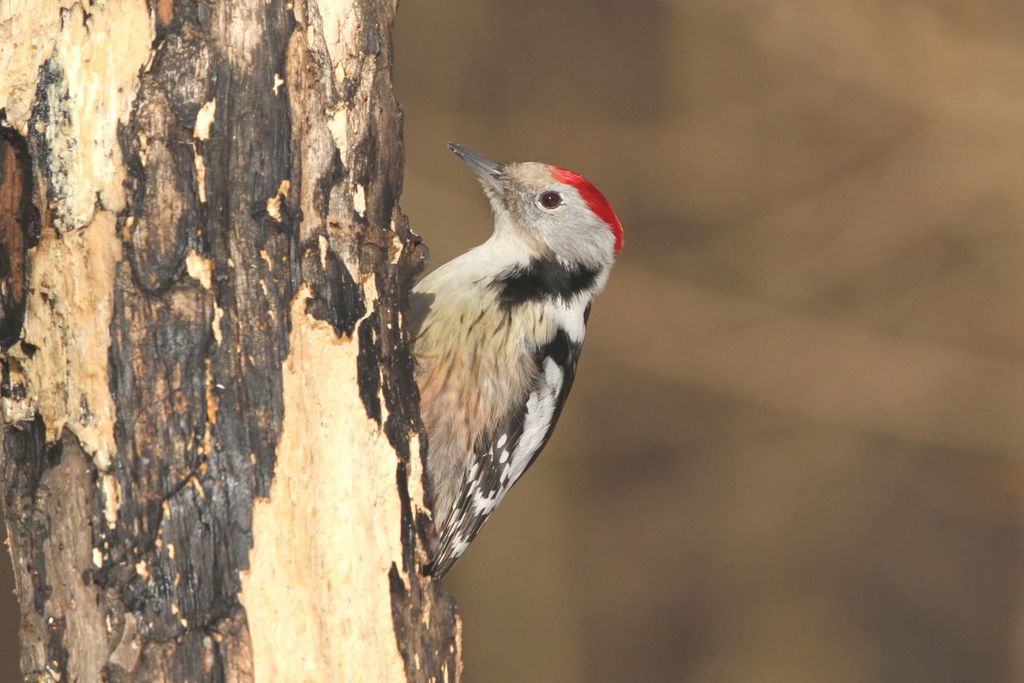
left=449, top=142, right=623, bottom=270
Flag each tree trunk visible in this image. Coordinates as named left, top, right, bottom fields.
left=0, top=1, right=460, bottom=680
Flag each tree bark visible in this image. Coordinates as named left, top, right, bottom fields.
left=0, top=1, right=461, bottom=680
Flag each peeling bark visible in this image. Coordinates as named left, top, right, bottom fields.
left=1, top=1, right=459, bottom=680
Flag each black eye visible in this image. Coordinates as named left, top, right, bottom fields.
left=539, top=191, right=562, bottom=209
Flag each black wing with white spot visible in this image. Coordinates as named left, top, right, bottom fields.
left=427, top=327, right=583, bottom=578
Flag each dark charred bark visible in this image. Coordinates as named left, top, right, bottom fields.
left=0, top=0, right=459, bottom=680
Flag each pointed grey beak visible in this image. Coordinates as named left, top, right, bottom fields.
left=448, top=142, right=505, bottom=192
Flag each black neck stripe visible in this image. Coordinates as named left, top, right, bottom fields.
left=494, top=258, right=599, bottom=308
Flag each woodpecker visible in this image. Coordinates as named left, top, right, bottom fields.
left=410, top=142, right=623, bottom=577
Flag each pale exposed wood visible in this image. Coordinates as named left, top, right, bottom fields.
left=240, top=286, right=411, bottom=682
left=1, top=1, right=151, bottom=222
left=10, top=213, right=121, bottom=469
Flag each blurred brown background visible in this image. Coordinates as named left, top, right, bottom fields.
left=395, top=1, right=1024, bottom=682
left=4, top=1, right=1024, bottom=680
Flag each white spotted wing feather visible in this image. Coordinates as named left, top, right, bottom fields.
left=426, top=345, right=578, bottom=578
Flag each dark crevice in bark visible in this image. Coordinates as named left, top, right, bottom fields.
left=27, top=58, right=72, bottom=233
left=302, top=235, right=366, bottom=337
left=0, top=125, right=40, bottom=349
left=2, top=416, right=54, bottom=617
left=43, top=616, right=69, bottom=681
left=357, top=310, right=383, bottom=423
